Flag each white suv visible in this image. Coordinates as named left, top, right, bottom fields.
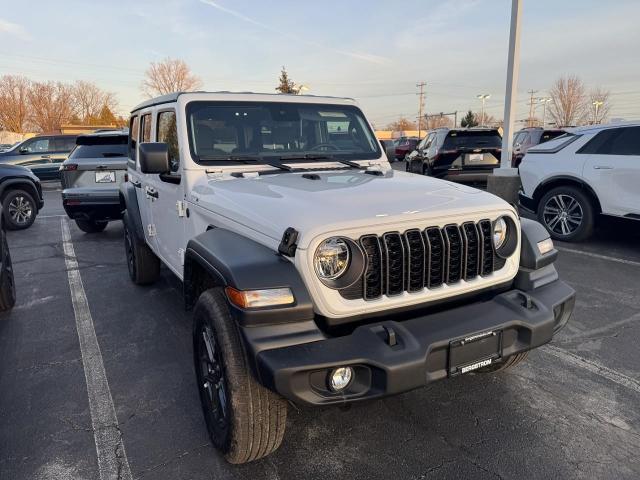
left=519, top=122, right=640, bottom=242
left=120, top=91, right=574, bottom=463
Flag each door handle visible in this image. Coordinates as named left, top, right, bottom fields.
left=593, top=165, right=613, bottom=170
left=145, top=186, right=158, bottom=199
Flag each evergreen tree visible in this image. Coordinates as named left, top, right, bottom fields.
left=460, top=110, right=478, bottom=128
left=275, top=66, right=298, bottom=94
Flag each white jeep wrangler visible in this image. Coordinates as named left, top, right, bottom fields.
left=121, top=92, right=575, bottom=464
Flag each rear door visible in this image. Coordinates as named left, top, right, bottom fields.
left=582, top=126, right=640, bottom=216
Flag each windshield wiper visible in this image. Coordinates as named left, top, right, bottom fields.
left=200, top=154, right=292, bottom=172
left=278, top=153, right=365, bottom=170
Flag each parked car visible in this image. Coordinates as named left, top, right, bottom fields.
left=60, top=131, right=128, bottom=233
left=0, top=134, right=77, bottom=180
left=519, top=122, right=640, bottom=241
left=0, top=206, right=16, bottom=311
left=0, top=144, right=15, bottom=152
left=512, top=127, right=566, bottom=167
left=406, top=127, right=502, bottom=184
left=121, top=91, right=574, bottom=464
left=394, top=136, right=419, bottom=160
left=0, top=164, right=44, bottom=230
left=379, top=139, right=396, bottom=161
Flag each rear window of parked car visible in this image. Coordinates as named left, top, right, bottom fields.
left=69, top=144, right=128, bottom=159
left=443, top=130, right=502, bottom=149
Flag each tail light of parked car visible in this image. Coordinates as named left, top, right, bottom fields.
left=59, top=163, right=78, bottom=171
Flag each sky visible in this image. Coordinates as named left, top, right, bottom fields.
left=0, top=0, right=639, bottom=128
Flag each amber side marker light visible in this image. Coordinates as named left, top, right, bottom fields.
left=537, top=238, right=554, bottom=255
left=225, top=286, right=295, bottom=309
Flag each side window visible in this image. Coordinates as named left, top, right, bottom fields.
left=157, top=110, right=180, bottom=172
left=577, top=130, right=616, bottom=155
left=141, top=114, right=152, bottom=143
left=129, top=116, right=139, bottom=162
left=24, top=138, right=50, bottom=153
left=608, top=127, right=640, bottom=156
left=63, top=137, right=77, bottom=152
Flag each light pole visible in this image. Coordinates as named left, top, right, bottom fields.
left=539, top=97, right=551, bottom=128
left=592, top=100, right=604, bottom=124
left=477, top=94, right=491, bottom=126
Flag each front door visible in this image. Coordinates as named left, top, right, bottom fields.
left=147, top=109, right=185, bottom=277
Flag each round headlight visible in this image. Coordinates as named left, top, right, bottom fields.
left=493, top=217, right=508, bottom=249
left=314, top=237, right=350, bottom=280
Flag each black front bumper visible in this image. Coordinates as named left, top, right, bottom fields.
left=62, top=188, right=123, bottom=221
left=255, top=279, right=575, bottom=406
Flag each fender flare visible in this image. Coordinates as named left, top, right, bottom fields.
left=119, top=182, right=144, bottom=242
left=0, top=178, right=41, bottom=208
left=183, top=228, right=314, bottom=326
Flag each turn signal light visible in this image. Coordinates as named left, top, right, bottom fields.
left=60, top=163, right=78, bottom=171
left=225, top=286, right=295, bottom=309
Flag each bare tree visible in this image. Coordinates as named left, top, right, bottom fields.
left=0, top=75, right=31, bottom=133
left=28, top=81, right=78, bottom=133
left=142, top=58, right=202, bottom=98
left=425, top=115, right=452, bottom=130
left=386, top=117, right=417, bottom=131
left=589, top=87, right=611, bottom=125
left=73, top=80, right=117, bottom=124
left=549, top=75, right=588, bottom=127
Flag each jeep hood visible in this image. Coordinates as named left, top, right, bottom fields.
left=190, top=169, right=512, bottom=249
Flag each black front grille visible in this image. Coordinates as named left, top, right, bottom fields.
left=342, top=219, right=504, bottom=301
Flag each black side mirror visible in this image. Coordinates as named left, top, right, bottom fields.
left=19, top=147, right=29, bottom=154
left=139, top=143, right=170, bottom=174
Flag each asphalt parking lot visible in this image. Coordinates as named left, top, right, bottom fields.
left=1, top=179, right=639, bottom=480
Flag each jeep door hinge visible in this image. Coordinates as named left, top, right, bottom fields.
left=176, top=200, right=187, bottom=217
left=147, top=224, right=156, bottom=237
left=178, top=248, right=185, bottom=265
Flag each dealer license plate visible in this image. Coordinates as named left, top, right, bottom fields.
left=448, top=330, right=502, bottom=377
left=95, top=171, right=116, bottom=183
left=467, top=153, right=484, bottom=163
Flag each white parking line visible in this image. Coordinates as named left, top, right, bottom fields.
left=61, top=218, right=133, bottom=480
left=39, top=214, right=67, bottom=219
left=543, top=345, right=640, bottom=396
left=557, top=246, right=640, bottom=267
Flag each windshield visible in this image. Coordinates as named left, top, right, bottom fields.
left=186, top=101, right=381, bottom=164
left=443, top=130, right=502, bottom=149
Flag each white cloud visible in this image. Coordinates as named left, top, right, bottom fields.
left=0, top=18, right=31, bottom=41
left=199, top=0, right=389, bottom=65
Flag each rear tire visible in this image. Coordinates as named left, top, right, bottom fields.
left=123, top=212, right=160, bottom=285
left=3, top=189, right=36, bottom=230
left=194, top=288, right=287, bottom=464
left=537, top=186, right=595, bottom=242
left=409, top=160, right=423, bottom=174
left=0, top=230, right=16, bottom=311
left=75, top=219, right=108, bottom=233
left=478, top=351, right=529, bottom=373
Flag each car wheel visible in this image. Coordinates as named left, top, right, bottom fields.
left=75, top=219, right=108, bottom=233
left=123, top=212, right=160, bottom=285
left=478, top=352, right=529, bottom=373
left=538, top=186, right=595, bottom=242
left=194, top=288, right=287, bottom=464
left=422, top=163, right=433, bottom=176
left=409, top=160, right=423, bottom=174
left=0, top=229, right=16, bottom=311
left=3, top=189, right=36, bottom=230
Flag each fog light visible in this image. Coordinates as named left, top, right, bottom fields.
left=328, top=367, right=353, bottom=392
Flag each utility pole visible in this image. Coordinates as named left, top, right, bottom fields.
left=592, top=100, right=604, bottom=124
left=527, top=89, right=538, bottom=127
left=416, top=82, right=426, bottom=137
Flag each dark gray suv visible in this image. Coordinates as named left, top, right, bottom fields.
left=0, top=135, right=77, bottom=180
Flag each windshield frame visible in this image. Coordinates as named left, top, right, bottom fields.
left=185, top=100, right=382, bottom=166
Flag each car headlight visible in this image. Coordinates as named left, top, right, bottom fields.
left=314, top=237, right=350, bottom=280
left=493, top=217, right=508, bottom=250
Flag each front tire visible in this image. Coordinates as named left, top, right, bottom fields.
left=123, top=212, right=160, bottom=285
left=75, top=219, right=108, bottom=233
left=538, top=186, right=595, bottom=242
left=193, top=288, right=287, bottom=464
left=0, top=229, right=16, bottom=311
left=3, top=189, right=36, bottom=230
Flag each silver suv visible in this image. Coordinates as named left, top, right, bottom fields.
left=60, top=131, right=128, bottom=233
